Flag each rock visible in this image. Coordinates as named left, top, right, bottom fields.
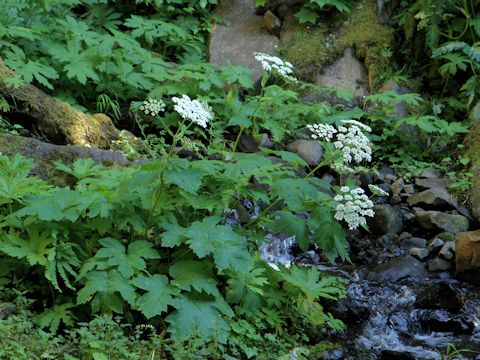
left=420, top=168, right=442, bottom=179
left=428, top=236, right=445, bottom=251
left=374, top=0, right=400, bottom=25
left=439, top=241, right=455, bottom=260
left=427, top=258, right=451, bottom=272
left=209, top=0, right=279, bottom=81
left=415, top=178, right=450, bottom=189
left=414, top=282, right=462, bottom=312
left=409, top=247, right=430, bottom=260
left=401, top=236, right=427, bottom=250
left=381, top=80, right=409, bottom=118
left=415, top=209, right=469, bottom=233
left=418, top=309, right=475, bottom=335
left=237, top=134, right=260, bottom=153
left=380, top=350, right=415, bottom=360
left=469, top=100, right=480, bottom=122
left=315, top=47, right=368, bottom=99
left=378, top=166, right=395, bottom=182
left=455, top=230, right=480, bottom=284
left=367, top=256, right=428, bottom=282
left=286, top=140, right=323, bottom=166
left=263, top=10, right=281, bottom=36
left=403, top=184, right=414, bottom=194
left=407, top=187, right=458, bottom=209
left=390, top=178, right=404, bottom=194
left=368, top=204, right=404, bottom=234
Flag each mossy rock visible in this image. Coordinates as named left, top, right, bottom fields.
left=464, top=121, right=480, bottom=221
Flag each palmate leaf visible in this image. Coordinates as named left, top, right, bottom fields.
left=164, top=159, right=207, bottom=194
left=95, top=238, right=160, bottom=278
left=169, top=260, right=220, bottom=296
left=38, top=303, right=75, bottom=333
left=185, top=216, right=252, bottom=273
left=132, top=274, right=179, bottom=319
left=77, top=269, right=136, bottom=313
left=270, top=177, right=319, bottom=213
left=166, top=293, right=234, bottom=343
left=280, top=265, right=347, bottom=300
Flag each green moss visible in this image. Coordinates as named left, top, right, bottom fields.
left=279, top=18, right=337, bottom=80
left=335, top=0, right=394, bottom=89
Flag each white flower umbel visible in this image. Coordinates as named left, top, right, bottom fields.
left=254, top=52, right=297, bottom=82
left=307, top=120, right=372, bottom=165
left=368, top=184, right=389, bottom=197
left=172, top=95, right=213, bottom=128
left=306, top=123, right=337, bottom=141
left=139, top=98, right=165, bottom=117
left=334, top=186, right=374, bottom=230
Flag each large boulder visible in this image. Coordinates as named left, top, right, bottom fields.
left=465, top=106, right=480, bottom=222
left=208, top=0, right=279, bottom=82
left=455, top=229, right=480, bottom=284
left=414, top=209, right=469, bottom=234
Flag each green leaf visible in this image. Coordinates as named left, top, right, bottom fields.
left=166, top=294, right=234, bottom=342
left=132, top=274, right=178, bottom=319
left=185, top=216, right=252, bottom=272
left=95, top=238, right=160, bottom=278
left=77, top=270, right=136, bottom=313
left=169, top=260, right=219, bottom=296
left=295, top=8, right=318, bottom=24
left=260, top=148, right=308, bottom=168
left=38, top=303, right=75, bottom=333
left=266, top=211, right=310, bottom=251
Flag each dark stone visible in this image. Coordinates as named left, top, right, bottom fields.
left=415, top=178, right=450, bottom=189
left=367, top=256, right=428, bottom=282
left=414, top=282, right=462, bottom=312
left=401, top=237, right=427, bottom=250
left=420, top=168, right=442, bottom=178
left=378, top=166, right=395, bottom=182
left=368, top=204, right=404, bottom=234
left=409, top=247, right=430, bottom=260
left=428, top=258, right=452, bottom=272
left=380, top=350, right=415, bottom=360
left=263, top=10, right=282, bottom=36
left=417, top=309, right=475, bottom=335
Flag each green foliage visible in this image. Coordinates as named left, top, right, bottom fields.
left=295, top=0, right=351, bottom=24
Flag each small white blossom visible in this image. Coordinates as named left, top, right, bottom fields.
left=368, top=184, right=389, bottom=197
left=334, top=186, right=374, bottom=230
left=139, top=98, right=165, bottom=116
left=254, top=52, right=297, bottom=82
left=171, top=95, right=213, bottom=128
left=331, top=163, right=354, bottom=173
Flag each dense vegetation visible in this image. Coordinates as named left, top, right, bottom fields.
left=0, top=0, right=478, bottom=358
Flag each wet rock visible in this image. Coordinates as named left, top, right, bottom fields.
left=387, top=311, right=413, bottom=336
left=407, top=187, right=458, bottom=209
left=455, top=229, right=480, bottom=284
left=322, top=348, right=345, bottom=360
left=380, top=350, right=415, bottom=360
left=417, top=309, right=475, bottom=334
left=415, top=177, right=450, bottom=189
left=315, top=47, right=368, bottom=100
left=420, top=168, right=442, bottom=179
left=414, top=282, right=462, bottom=312
left=367, top=256, right=428, bottom=282
left=439, top=241, right=455, bottom=260
left=409, top=247, right=430, bottom=260
left=286, top=139, right=323, bottom=165
left=427, top=258, right=451, bottom=272
left=401, top=236, right=427, bottom=250
left=263, top=10, right=281, bottom=35
left=375, top=0, right=400, bottom=25
left=368, top=204, right=404, bottom=234
left=209, top=0, right=279, bottom=81
left=415, top=209, right=469, bottom=233
left=401, top=207, right=416, bottom=222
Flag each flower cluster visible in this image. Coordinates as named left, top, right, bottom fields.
left=139, top=98, right=165, bottom=117
left=368, top=184, right=389, bottom=197
left=306, top=123, right=337, bottom=141
left=334, top=186, right=374, bottom=230
left=308, top=120, right=372, bottom=165
left=172, top=95, right=213, bottom=128
left=254, top=52, right=297, bottom=82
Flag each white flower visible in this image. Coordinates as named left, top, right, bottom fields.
left=139, top=98, right=165, bottom=116
left=254, top=52, right=298, bottom=82
left=334, top=186, right=374, bottom=230
left=171, top=95, right=213, bottom=128
left=306, top=123, right=337, bottom=141
left=368, top=184, right=389, bottom=197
